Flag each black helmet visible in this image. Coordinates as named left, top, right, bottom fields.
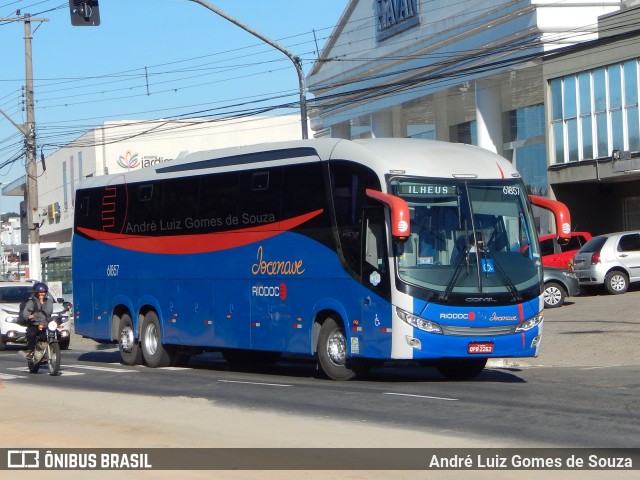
left=33, top=282, right=48, bottom=294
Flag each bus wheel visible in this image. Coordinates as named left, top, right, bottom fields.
left=141, top=312, right=173, bottom=368
left=317, top=317, right=358, bottom=381
left=436, top=358, right=487, bottom=380
left=118, top=313, right=142, bottom=366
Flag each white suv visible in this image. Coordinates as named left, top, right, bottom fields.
left=572, top=231, right=640, bottom=294
left=0, top=282, right=71, bottom=350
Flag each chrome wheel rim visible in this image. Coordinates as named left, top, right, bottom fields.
left=120, top=324, right=135, bottom=353
left=144, top=322, right=158, bottom=356
left=611, top=275, right=626, bottom=291
left=544, top=286, right=562, bottom=306
left=326, top=329, right=346, bottom=367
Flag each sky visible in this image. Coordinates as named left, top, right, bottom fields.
left=0, top=0, right=349, bottom=213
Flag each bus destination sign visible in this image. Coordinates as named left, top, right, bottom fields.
left=399, top=184, right=457, bottom=196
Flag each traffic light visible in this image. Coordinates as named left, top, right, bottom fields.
left=69, top=0, right=100, bottom=26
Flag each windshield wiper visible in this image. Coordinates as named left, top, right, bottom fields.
left=481, top=249, right=522, bottom=302
left=441, top=243, right=472, bottom=302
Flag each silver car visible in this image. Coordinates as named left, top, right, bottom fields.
left=572, top=231, right=640, bottom=294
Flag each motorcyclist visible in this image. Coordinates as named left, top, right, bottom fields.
left=22, top=282, right=53, bottom=360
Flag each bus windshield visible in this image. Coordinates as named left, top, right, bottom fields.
left=390, top=178, right=541, bottom=299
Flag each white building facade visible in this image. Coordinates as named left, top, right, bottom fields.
left=306, top=0, right=632, bottom=232
left=544, top=5, right=640, bottom=232
left=1, top=115, right=302, bottom=284
left=36, top=115, right=302, bottom=246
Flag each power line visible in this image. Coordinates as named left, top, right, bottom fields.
left=0, top=0, right=636, bottom=169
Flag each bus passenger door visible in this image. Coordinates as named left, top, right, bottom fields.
left=359, top=208, right=392, bottom=358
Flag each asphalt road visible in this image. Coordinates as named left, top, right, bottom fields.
left=1, top=287, right=639, bottom=479
left=498, top=284, right=640, bottom=369
left=65, top=283, right=640, bottom=369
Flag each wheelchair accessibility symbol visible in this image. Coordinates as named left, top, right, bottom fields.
left=481, top=259, right=495, bottom=274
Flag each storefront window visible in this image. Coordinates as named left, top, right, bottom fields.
left=514, top=143, right=548, bottom=196
left=628, top=108, right=640, bottom=151
left=594, top=68, right=606, bottom=112
left=551, top=79, right=563, bottom=121
left=510, top=105, right=544, bottom=140
left=451, top=121, right=476, bottom=145
left=553, top=123, right=564, bottom=163
left=567, top=118, right=578, bottom=161
left=551, top=60, right=640, bottom=163
left=624, top=60, right=638, bottom=106
left=609, top=65, right=622, bottom=109
left=563, top=76, right=577, bottom=118
left=612, top=109, right=624, bottom=151
left=596, top=112, right=608, bottom=157
left=581, top=116, right=593, bottom=160
left=579, top=72, right=592, bottom=115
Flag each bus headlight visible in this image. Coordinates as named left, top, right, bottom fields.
left=515, top=312, right=544, bottom=332
left=396, top=307, right=443, bottom=334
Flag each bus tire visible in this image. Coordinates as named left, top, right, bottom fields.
left=436, top=358, right=487, bottom=380
left=118, top=313, right=142, bottom=366
left=317, top=317, right=358, bottom=381
left=141, top=311, right=173, bottom=368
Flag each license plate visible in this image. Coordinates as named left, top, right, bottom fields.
left=468, top=342, right=494, bottom=354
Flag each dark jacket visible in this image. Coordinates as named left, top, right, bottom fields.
left=21, top=295, right=53, bottom=326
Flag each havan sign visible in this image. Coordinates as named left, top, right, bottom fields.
left=376, top=0, right=420, bottom=41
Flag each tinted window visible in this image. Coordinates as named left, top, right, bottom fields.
left=618, top=233, right=640, bottom=252
left=579, top=236, right=607, bottom=253
left=282, top=162, right=333, bottom=247
left=539, top=238, right=556, bottom=256
left=561, top=235, right=588, bottom=252
left=329, top=161, right=382, bottom=277
left=238, top=168, right=282, bottom=226
left=0, top=286, right=32, bottom=302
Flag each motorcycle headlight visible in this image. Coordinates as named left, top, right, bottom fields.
left=52, top=314, right=69, bottom=323
left=47, top=320, right=58, bottom=331
left=396, top=307, right=443, bottom=334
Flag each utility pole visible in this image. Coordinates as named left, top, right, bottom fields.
left=187, top=1, right=309, bottom=139
left=0, top=13, right=48, bottom=281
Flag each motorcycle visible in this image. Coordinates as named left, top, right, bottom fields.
left=20, top=319, right=62, bottom=376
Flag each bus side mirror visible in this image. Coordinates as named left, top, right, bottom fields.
left=365, top=189, right=410, bottom=240
left=529, top=195, right=571, bottom=244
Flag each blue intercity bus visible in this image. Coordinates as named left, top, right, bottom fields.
left=72, top=138, right=568, bottom=380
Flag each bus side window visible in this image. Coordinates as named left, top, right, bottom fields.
left=77, top=195, right=90, bottom=216
left=361, top=208, right=389, bottom=297
left=139, top=184, right=153, bottom=201
left=365, top=215, right=384, bottom=271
